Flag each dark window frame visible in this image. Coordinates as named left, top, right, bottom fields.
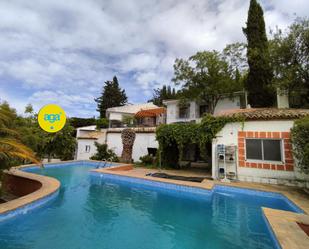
left=178, top=105, right=190, bottom=119
left=85, top=145, right=91, bottom=153
left=245, top=138, right=283, bottom=162
left=199, top=104, right=209, bottom=117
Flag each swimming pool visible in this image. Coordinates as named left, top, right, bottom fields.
left=0, top=162, right=302, bottom=249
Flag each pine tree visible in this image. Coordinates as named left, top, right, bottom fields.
left=243, top=0, right=275, bottom=107
left=95, top=76, right=128, bottom=118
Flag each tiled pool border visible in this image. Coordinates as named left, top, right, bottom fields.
left=2, top=161, right=303, bottom=222
left=0, top=189, right=59, bottom=222
left=90, top=171, right=213, bottom=201
left=91, top=170, right=308, bottom=249
left=90, top=171, right=304, bottom=214
left=4, top=160, right=302, bottom=219
left=1, top=161, right=308, bottom=249
left=0, top=160, right=124, bottom=223
left=21, top=160, right=123, bottom=172
left=214, top=185, right=304, bottom=213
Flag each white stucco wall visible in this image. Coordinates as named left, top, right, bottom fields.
left=106, top=132, right=158, bottom=162
left=165, top=101, right=197, bottom=124
left=108, top=112, right=127, bottom=121
left=76, top=125, right=96, bottom=137
left=212, top=120, right=297, bottom=184
left=213, top=96, right=241, bottom=115
left=165, top=97, right=241, bottom=124
left=75, top=128, right=107, bottom=160
left=76, top=139, right=98, bottom=160
left=165, top=101, right=177, bottom=124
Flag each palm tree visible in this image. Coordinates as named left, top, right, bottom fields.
left=121, top=128, right=136, bottom=163
left=0, top=104, right=40, bottom=167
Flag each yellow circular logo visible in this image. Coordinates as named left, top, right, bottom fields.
left=38, top=104, right=66, bottom=133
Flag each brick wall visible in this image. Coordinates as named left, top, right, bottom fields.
left=238, top=131, right=294, bottom=171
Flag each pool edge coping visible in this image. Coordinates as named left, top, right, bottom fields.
left=1, top=161, right=309, bottom=249
left=93, top=167, right=308, bottom=213
left=263, top=207, right=309, bottom=249
left=0, top=160, right=128, bottom=220
left=93, top=167, right=309, bottom=249
left=0, top=168, right=60, bottom=218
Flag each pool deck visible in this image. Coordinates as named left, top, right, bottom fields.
left=93, top=165, right=309, bottom=249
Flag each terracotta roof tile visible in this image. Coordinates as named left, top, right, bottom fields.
left=135, top=107, right=166, bottom=118
left=216, top=108, right=309, bottom=121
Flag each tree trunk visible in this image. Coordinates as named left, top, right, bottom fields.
left=121, top=129, right=136, bottom=163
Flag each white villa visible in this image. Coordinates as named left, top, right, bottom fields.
left=106, top=102, right=159, bottom=128
left=75, top=92, right=309, bottom=186
left=76, top=103, right=165, bottom=161
left=75, top=96, right=246, bottom=162
left=163, top=92, right=246, bottom=124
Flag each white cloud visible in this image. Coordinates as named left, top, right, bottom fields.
left=28, top=90, right=96, bottom=117
left=118, top=53, right=161, bottom=72
left=0, top=0, right=308, bottom=117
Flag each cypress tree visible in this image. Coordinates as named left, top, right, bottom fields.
left=243, top=0, right=275, bottom=107
left=95, top=76, right=128, bottom=118
left=148, top=85, right=177, bottom=106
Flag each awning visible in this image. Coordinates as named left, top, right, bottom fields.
left=134, top=107, right=166, bottom=118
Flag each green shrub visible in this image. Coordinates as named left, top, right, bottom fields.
left=139, top=154, right=154, bottom=165
left=90, top=142, right=119, bottom=162
left=159, top=141, right=180, bottom=169
left=291, top=116, right=309, bottom=174
left=96, top=118, right=109, bottom=129
left=69, top=117, right=96, bottom=128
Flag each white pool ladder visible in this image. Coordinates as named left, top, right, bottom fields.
left=96, top=159, right=108, bottom=169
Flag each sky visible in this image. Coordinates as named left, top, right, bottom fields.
left=0, top=0, right=308, bottom=117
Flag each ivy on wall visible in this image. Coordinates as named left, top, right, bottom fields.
left=291, top=116, right=309, bottom=174
left=156, top=114, right=243, bottom=168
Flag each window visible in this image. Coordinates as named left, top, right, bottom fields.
left=246, top=139, right=262, bottom=160
left=199, top=104, right=209, bottom=117
left=85, top=145, right=91, bottom=153
left=179, top=105, right=190, bottom=118
left=245, top=139, right=282, bottom=162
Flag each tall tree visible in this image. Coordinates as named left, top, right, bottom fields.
left=95, top=76, right=127, bottom=118
left=40, top=123, right=76, bottom=161
left=223, top=42, right=247, bottom=74
left=173, top=51, right=241, bottom=114
left=149, top=84, right=177, bottom=106
left=243, top=0, right=275, bottom=107
left=270, top=18, right=309, bottom=108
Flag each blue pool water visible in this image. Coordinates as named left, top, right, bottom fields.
left=0, top=163, right=302, bottom=249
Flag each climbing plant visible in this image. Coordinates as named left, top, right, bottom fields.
left=291, top=116, right=309, bottom=174
left=156, top=114, right=243, bottom=168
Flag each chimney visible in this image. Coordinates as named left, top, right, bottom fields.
left=277, top=89, right=289, bottom=108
